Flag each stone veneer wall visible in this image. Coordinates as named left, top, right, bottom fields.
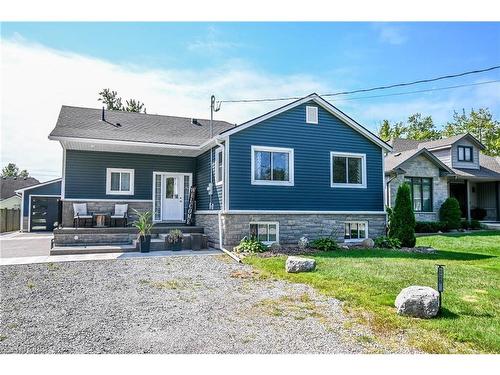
left=196, top=212, right=386, bottom=249
left=61, top=200, right=152, bottom=227
left=388, top=154, right=449, bottom=222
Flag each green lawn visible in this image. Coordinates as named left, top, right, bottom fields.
left=244, top=231, right=500, bottom=353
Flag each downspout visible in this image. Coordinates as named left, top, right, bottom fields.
left=215, top=137, right=241, bottom=263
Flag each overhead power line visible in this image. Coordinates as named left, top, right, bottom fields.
left=219, top=65, right=500, bottom=103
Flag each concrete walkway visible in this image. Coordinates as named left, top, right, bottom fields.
left=0, top=231, right=52, bottom=258
left=0, top=248, right=222, bottom=266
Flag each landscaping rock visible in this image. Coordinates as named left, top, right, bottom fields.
left=285, top=256, right=316, bottom=273
left=361, top=238, right=375, bottom=248
left=395, top=286, right=440, bottom=318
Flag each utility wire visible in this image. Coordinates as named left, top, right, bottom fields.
left=220, top=65, right=500, bottom=103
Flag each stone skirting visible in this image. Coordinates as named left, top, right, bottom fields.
left=61, top=200, right=152, bottom=227
left=196, top=212, right=387, bottom=249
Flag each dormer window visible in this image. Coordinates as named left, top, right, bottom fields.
left=458, top=146, right=473, bottom=162
left=306, top=106, right=318, bottom=124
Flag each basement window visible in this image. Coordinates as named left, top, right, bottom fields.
left=250, top=222, right=279, bottom=244
left=344, top=222, right=368, bottom=241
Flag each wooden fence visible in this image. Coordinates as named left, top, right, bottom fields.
left=0, top=208, right=20, bottom=233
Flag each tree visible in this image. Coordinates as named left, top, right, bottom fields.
left=388, top=182, right=416, bottom=247
left=1, top=163, right=29, bottom=178
left=442, top=108, right=500, bottom=156
left=439, top=197, right=462, bottom=230
left=405, top=113, right=441, bottom=141
left=98, top=88, right=146, bottom=113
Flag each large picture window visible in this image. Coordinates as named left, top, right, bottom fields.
left=457, top=146, right=473, bottom=162
left=405, top=177, right=432, bottom=212
left=331, top=152, right=366, bottom=188
left=251, top=146, right=294, bottom=186
left=106, top=168, right=134, bottom=195
left=249, top=222, right=279, bottom=244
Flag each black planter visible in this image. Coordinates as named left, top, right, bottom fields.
left=166, top=241, right=182, bottom=251
left=139, top=235, right=151, bottom=253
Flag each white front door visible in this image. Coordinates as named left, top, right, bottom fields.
left=162, top=174, right=184, bottom=221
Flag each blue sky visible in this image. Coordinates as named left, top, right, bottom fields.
left=1, top=22, right=499, bottom=180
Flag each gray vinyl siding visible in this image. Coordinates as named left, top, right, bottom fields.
left=195, top=148, right=222, bottom=211
left=451, top=140, right=480, bottom=170
left=22, top=180, right=62, bottom=216
left=431, top=148, right=452, bottom=167
left=228, top=101, right=385, bottom=211
left=64, top=150, right=196, bottom=200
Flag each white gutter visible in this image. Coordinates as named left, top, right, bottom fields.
left=214, top=138, right=241, bottom=263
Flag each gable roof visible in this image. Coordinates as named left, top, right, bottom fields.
left=219, top=93, right=392, bottom=151
left=1, top=176, right=40, bottom=200
left=450, top=154, right=500, bottom=179
left=14, top=178, right=62, bottom=193
left=49, top=106, right=236, bottom=147
left=390, top=133, right=485, bottom=153
left=385, top=148, right=454, bottom=175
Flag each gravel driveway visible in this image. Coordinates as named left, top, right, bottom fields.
left=0, top=255, right=408, bottom=354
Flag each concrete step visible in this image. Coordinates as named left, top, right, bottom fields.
left=152, top=225, right=204, bottom=234
left=51, top=244, right=137, bottom=256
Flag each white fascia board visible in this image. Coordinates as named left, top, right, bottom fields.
left=15, top=178, right=62, bottom=193
left=222, top=210, right=387, bottom=215
left=48, top=135, right=201, bottom=150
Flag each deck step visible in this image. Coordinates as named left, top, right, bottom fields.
left=51, top=244, right=137, bottom=256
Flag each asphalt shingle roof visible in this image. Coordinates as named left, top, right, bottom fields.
left=49, top=106, right=236, bottom=147
left=1, top=177, right=40, bottom=200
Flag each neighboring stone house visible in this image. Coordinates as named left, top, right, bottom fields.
left=385, top=134, right=500, bottom=222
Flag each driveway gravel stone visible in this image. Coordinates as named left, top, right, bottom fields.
left=1, top=255, right=409, bottom=353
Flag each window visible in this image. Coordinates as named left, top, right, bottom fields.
left=344, top=222, right=368, bottom=241
left=251, top=146, right=294, bottom=186
left=106, top=168, right=134, bottom=195
left=250, top=222, right=279, bottom=244
left=457, top=146, right=473, bottom=162
left=405, top=177, right=432, bottom=212
left=306, top=106, right=318, bottom=124
left=215, top=148, right=223, bottom=185
left=330, top=152, right=366, bottom=188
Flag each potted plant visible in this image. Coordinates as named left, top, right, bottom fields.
left=133, top=209, right=153, bottom=253
left=166, top=229, right=183, bottom=251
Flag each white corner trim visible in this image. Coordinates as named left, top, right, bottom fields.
left=61, top=146, right=66, bottom=200
left=106, top=168, right=134, bottom=195
left=251, top=145, right=294, bottom=186
left=330, top=151, right=367, bottom=188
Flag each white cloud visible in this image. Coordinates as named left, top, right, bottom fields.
left=187, top=26, right=241, bottom=54
left=0, top=38, right=326, bottom=181
left=374, top=23, right=408, bottom=45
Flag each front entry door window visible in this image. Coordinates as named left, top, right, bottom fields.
left=162, top=174, right=184, bottom=221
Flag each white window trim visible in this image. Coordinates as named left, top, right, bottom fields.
left=251, top=145, right=294, bottom=186
left=106, top=168, right=135, bottom=195
left=330, top=151, right=367, bottom=189
left=215, top=147, right=223, bottom=186
left=249, top=221, right=280, bottom=244
left=344, top=221, right=368, bottom=243
left=306, top=105, right=318, bottom=124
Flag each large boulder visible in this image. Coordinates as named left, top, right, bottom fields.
left=286, top=256, right=316, bottom=273
left=395, top=286, right=440, bottom=318
left=361, top=238, right=375, bottom=248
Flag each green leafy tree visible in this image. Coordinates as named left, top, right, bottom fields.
left=439, top=197, right=462, bottom=230
left=1, top=163, right=29, bottom=178
left=442, top=108, right=500, bottom=156
left=388, top=182, right=416, bottom=247
left=378, top=120, right=392, bottom=141
left=405, top=113, right=441, bottom=141
left=98, top=88, right=146, bottom=113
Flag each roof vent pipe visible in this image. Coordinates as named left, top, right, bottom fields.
left=101, top=107, right=105, bottom=121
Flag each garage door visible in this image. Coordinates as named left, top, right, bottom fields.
left=30, top=197, right=60, bottom=232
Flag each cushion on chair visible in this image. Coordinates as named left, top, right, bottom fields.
left=74, top=215, right=92, bottom=219
left=73, top=203, right=88, bottom=216
left=114, top=204, right=128, bottom=216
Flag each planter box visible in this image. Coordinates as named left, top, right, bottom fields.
left=166, top=241, right=182, bottom=251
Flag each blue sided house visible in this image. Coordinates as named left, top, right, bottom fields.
left=48, top=93, right=392, bottom=248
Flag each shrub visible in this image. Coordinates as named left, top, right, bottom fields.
left=460, top=219, right=482, bottom=230
left=415, top=221, right=448, bottom=233
left=234, top=236, right=268, bottom=253
left=298, top=236, right=309, bottom=249
left=471, top=208, right=487, bottom=220
left=310, top=237, right=339, bottom=251
left=388, top=182, right=416, bottom=247
left=439, top=197, right=462, bottom=230
left=374, top=236, right=401, bottom=249
left=166, top=229, right=183, bottom=244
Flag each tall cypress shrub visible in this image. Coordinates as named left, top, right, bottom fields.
left=388, top=182, right=416, bottom=247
